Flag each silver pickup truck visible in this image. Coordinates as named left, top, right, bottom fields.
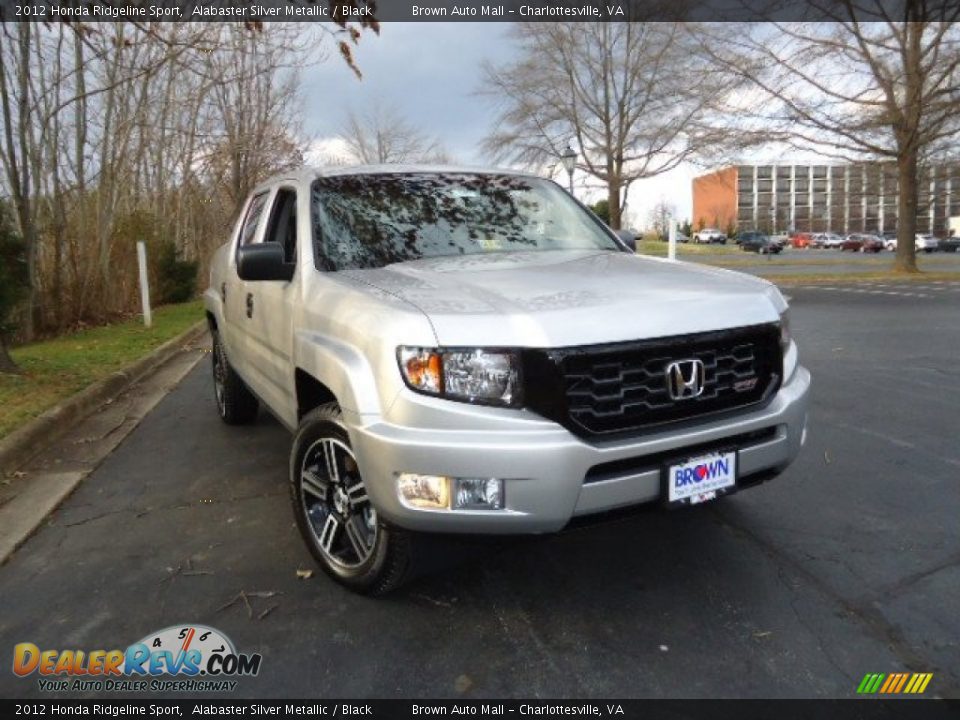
left=204, top=166, right=810, bottom=594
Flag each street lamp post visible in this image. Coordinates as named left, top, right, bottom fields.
left=561, top=145, right=577, bottom=195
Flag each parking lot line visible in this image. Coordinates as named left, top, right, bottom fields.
left=793, top=284, right=939, bottom=298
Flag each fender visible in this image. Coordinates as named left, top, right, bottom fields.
left=203, top=242, right=230, bottom=337
left=202, top=288, right=223, bottom=329
left=293, top=330, right=387, bottom=420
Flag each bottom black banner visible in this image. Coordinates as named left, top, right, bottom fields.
left=1, top=699, right=958, bottom=720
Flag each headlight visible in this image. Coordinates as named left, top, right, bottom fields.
left=397, top=346, right=521, bottom=407
left=779, top=308, right=791, bottom=353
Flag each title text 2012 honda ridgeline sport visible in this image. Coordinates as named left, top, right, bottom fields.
left=204, top=167, right=811, bottom=594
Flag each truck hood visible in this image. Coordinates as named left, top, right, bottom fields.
left=343, top=250, right=785, bottom=347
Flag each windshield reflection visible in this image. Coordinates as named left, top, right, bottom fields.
left=311, top=173, right=618, bottom=271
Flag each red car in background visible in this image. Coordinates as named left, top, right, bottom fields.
left=841, top=234, right=884, bottom=253
left=790, top=232, right=814, bottom=249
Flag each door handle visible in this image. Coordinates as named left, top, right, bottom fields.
left=221, top=283, right=227, bottom=303
left=246, top=293, right=254, bottom=319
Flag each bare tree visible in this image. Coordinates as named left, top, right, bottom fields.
left=0, top=24, right=43, bottom=340
left=697, top=6, right=960, bottom=272
left=480, top=22, right=719, bottom=229
left=0, top=16, right=381, bottom=358
left=0, top=22, right=211, bottom=332
left=647, top=198, right=676, bottom=240
left=195, top=25, right=315, bottom=214
left=338, top=103, right=448, bottom=164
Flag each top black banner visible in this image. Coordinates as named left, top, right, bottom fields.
left=0, top=0, right=955, bottom=23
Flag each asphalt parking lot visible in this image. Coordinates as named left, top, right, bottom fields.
left=1, top=281, right=958, bottom=699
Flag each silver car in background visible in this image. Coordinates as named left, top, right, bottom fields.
left=915, top=234, right=940, bottom=253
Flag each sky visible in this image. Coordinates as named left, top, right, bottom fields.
left=299, top=22, right=696, bottom=229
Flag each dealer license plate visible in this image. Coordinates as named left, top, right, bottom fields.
left=667, top=451, right=737, bottom=505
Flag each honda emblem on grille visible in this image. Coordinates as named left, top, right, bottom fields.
left=665, top=359, right=705, bottom=400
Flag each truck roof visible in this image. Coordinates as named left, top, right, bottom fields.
left=255, top=164, right=543, bottom=190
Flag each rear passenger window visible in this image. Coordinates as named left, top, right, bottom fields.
left=238, top=192, right=270, bottom=247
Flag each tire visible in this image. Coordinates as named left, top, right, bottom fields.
left=290, top=403, right=414, bottom=595
left=211, top=331, right=259, bottom=425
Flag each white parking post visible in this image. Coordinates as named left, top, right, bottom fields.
left=668, top=219, right=677, bottom=261
left=137, top=241, right=152, bottom=328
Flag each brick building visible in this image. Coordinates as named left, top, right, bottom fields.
left=692, top=163, right=960, bottom=236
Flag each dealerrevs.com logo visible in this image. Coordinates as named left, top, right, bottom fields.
left=12, top=624, right=262, bottom=693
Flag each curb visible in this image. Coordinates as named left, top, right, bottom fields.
left=0, top=320, right=208, bottom=476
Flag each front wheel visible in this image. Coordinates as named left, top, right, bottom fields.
left=290, top=403, right=415, bottom=595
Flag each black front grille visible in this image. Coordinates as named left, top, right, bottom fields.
left=522, top=324, right=782, bottom=439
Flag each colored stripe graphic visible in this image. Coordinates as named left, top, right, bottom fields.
left=893, top=673, right=909, bottom=693
left=856, top=673, right=885, bottom=694
left=857, top=672, right=932, bottom=694
left=907, top=673, right=933, bottom=694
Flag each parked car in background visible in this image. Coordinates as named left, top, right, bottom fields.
left=769, top=234, right=789, bottom=248
left=693, top=227, right=727, bottom=244
left=790, top=232, right=814, bottom=249
left=841, top=234, right=884, bottom=253
left=812, top=233, right=843, bottom=249
left=938, top=236, right=960, bottom=252
left=737, top=230, right=765, bottom=246
left=915, top=234, right=939, bottom=253
left=740, top=233, right=782, bottom=254
left=883, top=233, right=898, bottom=251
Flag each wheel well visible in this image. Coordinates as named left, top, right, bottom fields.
left=295, top=369, right=337, bottom=420
left=206, top=311, right=218, bottom=333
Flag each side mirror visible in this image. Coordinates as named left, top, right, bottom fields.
left=237, top=243, right=294, bottom=282
left=614, top=229, right=637, bottom=252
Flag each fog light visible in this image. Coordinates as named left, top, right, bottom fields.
left=397, top=473, right=450, bottom=510
left=453, top=478, right=503, bottom=510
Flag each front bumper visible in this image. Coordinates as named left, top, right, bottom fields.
left=349, top=364, right=811, bottom=535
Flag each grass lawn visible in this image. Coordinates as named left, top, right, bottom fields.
left=0, top=301, right=204, bottom=441
left=637, top=239, right=741, bottom=257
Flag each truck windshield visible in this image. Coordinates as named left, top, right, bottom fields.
left=311, top=173, right=620, bottom=271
